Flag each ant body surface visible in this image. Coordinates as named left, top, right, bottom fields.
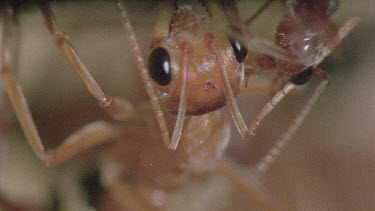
left=0, top=0, right=362, bottom=210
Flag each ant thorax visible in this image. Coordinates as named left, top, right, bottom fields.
left=148, top=5, right=244, bottom=115
left=115, top=103, right=231, bottom=189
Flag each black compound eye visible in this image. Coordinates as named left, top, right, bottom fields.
left=229, top=38, right=248, bottom=63
left=147, top=47, right=172, bottom=86
left=290, top=67, right=313, bottom=85
left=228, top=26, right=248, bottom=63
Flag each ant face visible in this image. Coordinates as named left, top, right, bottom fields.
left=147, top=6, right=245, bottom=115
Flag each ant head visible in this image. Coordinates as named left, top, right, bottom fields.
left=290, top=0, right=339, bottom=19
left=274, top=14, right=325, bottom=75
left=287, top=0, right=339, bottom=31
left=147, top=6, right=245, bottom=115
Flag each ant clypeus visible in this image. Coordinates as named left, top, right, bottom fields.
left=0, top=0, right=358, bottom=210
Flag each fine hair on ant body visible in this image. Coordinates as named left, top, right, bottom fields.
left=0, top=0, right=358, bottom=210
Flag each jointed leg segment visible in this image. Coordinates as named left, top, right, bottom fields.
left=253, top=69, right=328, bottom=176
left=252, top=17, right=359, bottom=174
left=245, top=0, right=276, bottom=26
left=217, top=2, right=359, bottom=173
left=37, top=1, right=135, bottom=121
left=0, top=4, right=133, bottom=166
left=37, top=1, right=108, bottom=106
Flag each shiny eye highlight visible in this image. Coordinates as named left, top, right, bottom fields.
left=229, top=38, right=248, bottom=63
left=147, top=47, right=172, bottom=86
left=227, top=26, right=248, bottom=63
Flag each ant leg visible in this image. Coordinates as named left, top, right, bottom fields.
left=36, top=1, right=134, bottom=121
left=214, top=0, right=244, bottom=30
left=315, top=17, right=360, bottom=66
left=0, top=3, right=16, bottom=149
left=0, top=95, right=12, bottom=171
left=217, top=1, right=305, bottom=66
left=0, top=6, right=128, bottom=166
left=217, top=158, right=281, bottom=210
left=0, top=4, right=16, bottom=171
left=247, top=17, right=359, bottom=145
left=239, top=81, right=274, bottom=97
left=1, top=61, right=126, bottom=165
left=269, top=73, right=289, bottom=96
left=247, top=82, right=297, bottom=136
left=218, top=0, right=276, bottom=28
left=217, top=8, right=359, bottom=138
left=213, top=37, right=296, bottom=139
left=216, top=0, right=275, bottom=30
left=253, top=69, right=328, bottom=176
left=250, top=18, right=359, bottom=175
left=245, top=0, right=276, bottom=26
left=240, top=72, right=289, bottom=97
left=0, top=5, right=52, bottom=159
left=44, top=121, right=125, bottom=166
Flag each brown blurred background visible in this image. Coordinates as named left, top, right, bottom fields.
left=0, top=1, right=374, bottom=210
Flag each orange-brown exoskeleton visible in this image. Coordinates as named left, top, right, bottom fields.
left=0, top=1, right=278, bottom=210
left=0, top=0, right=358, bottom=210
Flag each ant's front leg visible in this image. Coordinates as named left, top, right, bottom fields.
left=37, top=1, right=134, bottom=121
left=0, top=95, right=13, bottom=171
left=0, top=8, right=14, bottom=166
left=252, top=17, right=360, bottom=175
left=0, top=4, right=130, bottom=166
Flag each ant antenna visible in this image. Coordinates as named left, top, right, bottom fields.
left=114, top=0, right=171, bottom=147
left=169, top=45, right=190, bottom=150
left=254, top=72, right=328, bottom=176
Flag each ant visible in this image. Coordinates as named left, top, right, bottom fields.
left=0, top=1, right=277, bottom=210
left=220, top=0, right=359, bottom=175
left=248, top=0, right=342, bottom=174
left=0, top=0, right=358, bottom=210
